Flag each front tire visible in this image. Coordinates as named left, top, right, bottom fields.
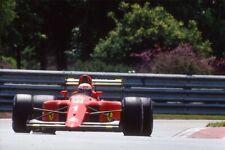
left=32, top=95, right=56, bottom=134
left=32, top=95, right=55, bottom=119
left=141, top=97, right=153, bottom=136
left=42, top=128, right=56, bottom=134
left=121, top=97, right=153, bottom=136
left=12, top=94, right=32, bottom=133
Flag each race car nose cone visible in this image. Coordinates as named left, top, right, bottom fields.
left=66, top=103, right=87, bottom=128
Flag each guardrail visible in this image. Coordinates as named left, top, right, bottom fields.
left=1, top=69, right=225, bottom=115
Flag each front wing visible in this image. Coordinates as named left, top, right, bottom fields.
left=27, top=119, right=121, bottom=132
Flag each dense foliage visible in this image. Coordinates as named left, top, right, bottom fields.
left=1, top=0, right=225, bottom=74
left=138, top=44, right=214, bottom=74
left=71, top=60, right=131, bottom=72
left=93, top=3, right=212, bottom=65
left=0, top=0, right=15, bottom=35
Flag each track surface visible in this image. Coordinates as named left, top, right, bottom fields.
left=0, top=119, right=225, bottom=150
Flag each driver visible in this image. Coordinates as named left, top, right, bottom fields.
left=77, top=83, right=93, bottom=96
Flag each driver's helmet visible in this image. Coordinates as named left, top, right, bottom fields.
left=77, top=83, right=92, bottom=96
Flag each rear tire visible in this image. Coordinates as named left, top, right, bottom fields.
left=121, top=97, right=153, bottom=136
left=12, top=94, right=32, bottom=133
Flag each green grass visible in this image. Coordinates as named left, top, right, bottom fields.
left=206, top=121, right=225, bottom=127
left=155, top=114, right=225, bottom=127
left=154, top=114, right=225, bottom=120
left=0, top=112, right=12, bottom=118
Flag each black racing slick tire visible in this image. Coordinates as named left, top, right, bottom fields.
left=32, top=95, right=56, bottom=134
left=121, top=97, right=142, bottom=136
left=121, top=97, right=153, bottom=136
left=12, top=94, right=32, bottom=133
left=141, top=97, right=153, bottom=136
left=42, top=128, right=56, bottom=135
left=32, top=95, right=55, bottom=119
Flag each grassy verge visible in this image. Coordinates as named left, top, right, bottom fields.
left=0, top=112, right=12, bottom=118
left=154, top=114, right=225, bottom=120
left=155, top=114, right=225, bottom=127
left=206, top=121, right=225, bottom=127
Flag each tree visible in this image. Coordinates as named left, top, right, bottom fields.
left=0, top=0, right=16, bottom=49
left=0, top=0, right=15, bottom=34
left=93, top=2, right=212, bottom=65
left=68, top=0, right=121, bottom=61
left=0, top=0, right=16, bottom=68
left=1, top=0, right=47, bottom=69
left=150, top=0, right=225, bottom=57
left=7, top=0, right=121, bottom=70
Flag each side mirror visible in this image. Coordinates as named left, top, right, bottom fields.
left=60, top=90, right=68, bottom=99
left=94, top=91, right=103, bottom=97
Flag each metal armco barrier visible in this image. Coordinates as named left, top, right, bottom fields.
left=1, top=69, right=225, bottom=115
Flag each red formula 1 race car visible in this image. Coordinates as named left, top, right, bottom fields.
left=12, top=75, right=153, bottom=136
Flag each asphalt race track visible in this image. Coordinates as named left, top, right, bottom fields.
left=0, top=119, right=225, bottom=150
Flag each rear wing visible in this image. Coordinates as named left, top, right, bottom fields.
left=65, top=78, right=123, bottom=86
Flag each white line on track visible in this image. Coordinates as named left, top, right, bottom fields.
left=173, top=128, right=205, bottom=138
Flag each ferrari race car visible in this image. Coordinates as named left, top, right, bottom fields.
left=12, top=75, right=153, bottom=136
